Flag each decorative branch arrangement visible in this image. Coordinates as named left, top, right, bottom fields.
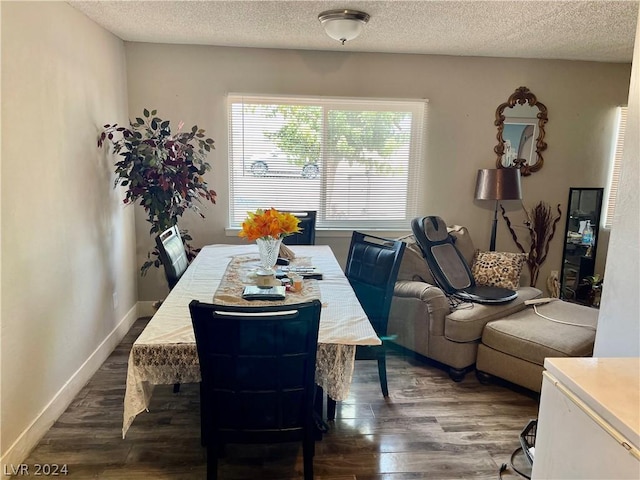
left=500, top=201, right=562, bottom=287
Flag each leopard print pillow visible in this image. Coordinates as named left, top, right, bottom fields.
left=471, top=250, right=526, bottom=290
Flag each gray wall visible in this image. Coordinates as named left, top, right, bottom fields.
left=1, top=1, right=136, bottom=468
left=123, top=43, right=631, bottom=301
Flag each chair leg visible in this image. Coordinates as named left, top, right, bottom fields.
left=206, top=444, right=218, bottom=480
left=200, top=417, right=207, bottom=447
left=314, top=385, right=324, bottom=418
left=377, top=354, right=389, bottom=397
left=302, top=434, right=315, bottom=480
left=200, top=384, right=209, bottom=447
left=313, top=386, right=329, bottom=438
left=327, top=396, right=336, bottom=421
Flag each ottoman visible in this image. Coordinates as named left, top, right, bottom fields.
left=476, top=300, right=599, bottom=392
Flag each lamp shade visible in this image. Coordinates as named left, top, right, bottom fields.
left=318, top=9, right=370, bottom=44
left=475, top=168, right=522, bottom=201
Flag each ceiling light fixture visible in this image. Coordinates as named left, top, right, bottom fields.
left=318, top=9, right=370, bottom=45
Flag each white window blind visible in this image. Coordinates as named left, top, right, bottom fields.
left=227, top=94, right=426, bottom=230
left=605, top=106, right=627, bottom=228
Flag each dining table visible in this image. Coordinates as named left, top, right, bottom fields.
left=122, top=243, right=381, bottom=438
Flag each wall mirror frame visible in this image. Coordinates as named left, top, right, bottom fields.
left=494, top=86, right=548, bottom=176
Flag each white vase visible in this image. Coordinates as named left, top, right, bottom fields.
left=256, top=237, right=282, bottom=273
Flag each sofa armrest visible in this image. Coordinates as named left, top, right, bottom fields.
left=392, top=280, right=451, bottom=336
left=394, top=280, right=446, bottom=302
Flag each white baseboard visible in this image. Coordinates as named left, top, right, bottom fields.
left=0, top=304, right=140, bottom=479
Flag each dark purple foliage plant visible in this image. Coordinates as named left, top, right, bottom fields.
left=98, top=109, right=216, bottom=274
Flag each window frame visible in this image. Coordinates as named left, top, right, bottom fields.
left=226, top=93, right=427, bottom=232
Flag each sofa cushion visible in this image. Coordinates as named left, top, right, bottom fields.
left=444, top=286, right=542, bottom=343
left=396, top=225, right=475, bottom=284
left=472, top=250, right=526, bottom=290
left=481, top=300, right=598, bottom=366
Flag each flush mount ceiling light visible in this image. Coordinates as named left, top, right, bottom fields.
left=318, top=9, right=370, bottom=45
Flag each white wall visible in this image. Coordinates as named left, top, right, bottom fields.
left=1, top=2, right=136, bottom=470
left=123, top=43, right=631, bottom=301
left=594, top=6, right=640, bottom=357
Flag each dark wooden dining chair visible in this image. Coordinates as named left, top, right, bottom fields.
left=155, top=224, right=189, bottom=290
left=189, top=299, right=322, bottom=480
left=156, top=224, right=189, bottom=393
left=327, top=231, right=406, bottom=420
left=281, top=211, right=317, bottom=245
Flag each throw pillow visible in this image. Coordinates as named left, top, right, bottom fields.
left=471, top=250, right=526, bottom=290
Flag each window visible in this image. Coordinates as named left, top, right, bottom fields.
left=227, top=94, right=426, bottom=231
left=605, top=106, right=627, bottom=228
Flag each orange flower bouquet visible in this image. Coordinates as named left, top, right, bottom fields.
left=239, top=208, right=301, bottom=272
left=238, top=208, right=301, bottom=241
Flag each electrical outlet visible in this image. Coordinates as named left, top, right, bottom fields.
left=112, top=292, right=119, bottom=309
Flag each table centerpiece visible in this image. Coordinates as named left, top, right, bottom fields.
left=239, top=208, right=301, bottom=273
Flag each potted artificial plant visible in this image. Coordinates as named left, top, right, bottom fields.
left=98, top=108, right=216, bottom=274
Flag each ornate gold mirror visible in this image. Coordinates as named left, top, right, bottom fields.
left=494, top=86, right=548, bottom=176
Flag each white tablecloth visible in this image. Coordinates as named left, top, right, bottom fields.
left=123, top=244, right=380, bottom=437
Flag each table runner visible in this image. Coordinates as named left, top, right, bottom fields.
left=212, top=254, right=321, bottom=306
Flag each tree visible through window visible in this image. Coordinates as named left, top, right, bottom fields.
left=227, top=94, right=426, bottom=230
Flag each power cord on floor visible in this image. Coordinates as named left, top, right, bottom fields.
left=497, top=447, right=531, bottom=479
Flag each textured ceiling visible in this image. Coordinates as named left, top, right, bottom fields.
left=69, top=1, right=638, bottom=63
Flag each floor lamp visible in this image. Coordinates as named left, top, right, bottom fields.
left=474, top=168, right=522, bottom=251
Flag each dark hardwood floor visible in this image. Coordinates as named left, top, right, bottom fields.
left=23, top=317, right=539, bottom=479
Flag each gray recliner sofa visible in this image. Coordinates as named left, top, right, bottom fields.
left=388, top=225, right=542, bottom=380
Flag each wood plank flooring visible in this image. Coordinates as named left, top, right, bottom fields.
left=23, top=317, right=539, bottom=479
